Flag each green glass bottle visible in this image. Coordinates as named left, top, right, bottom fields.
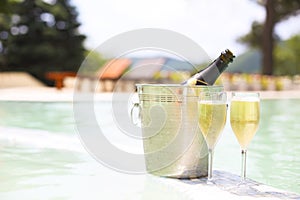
left=182, top=49, right=235, bottom=86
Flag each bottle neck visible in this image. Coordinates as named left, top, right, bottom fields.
left=196, top=58, right=228, bottom=85
left=181, top=49, right=234, bottom=86
left=214, top=57, right=229, bottom=73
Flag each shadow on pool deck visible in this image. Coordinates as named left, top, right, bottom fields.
left=177, top=170, right=300, bottom=199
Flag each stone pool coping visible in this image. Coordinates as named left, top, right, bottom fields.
left=1, top=87, right=300, bottom=102
left=148, top=170, right=300, bottom=200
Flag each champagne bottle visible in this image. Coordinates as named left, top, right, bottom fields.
left=181, top=49, right=235, bottom=86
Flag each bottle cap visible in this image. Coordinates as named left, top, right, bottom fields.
left=220, top=49, right=235, bottom=63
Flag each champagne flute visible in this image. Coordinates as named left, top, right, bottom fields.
left=198, top=91, right=227, bottom=183
left=230, top=92, right=260, bottom=181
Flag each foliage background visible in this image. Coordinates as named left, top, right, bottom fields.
left=0, top=0, right=86, bottom=85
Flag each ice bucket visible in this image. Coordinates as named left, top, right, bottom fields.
left=132, top=84, right=224, bottom=178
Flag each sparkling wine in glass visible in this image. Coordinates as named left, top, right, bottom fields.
left=198, top=91, right=227, bottom=183
left=230, top=92, right=260, bottom=181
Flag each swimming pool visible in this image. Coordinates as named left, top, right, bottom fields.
left=0, top=99, right=299, bottom=199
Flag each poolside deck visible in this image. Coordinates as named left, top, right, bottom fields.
left=0, top=87, right=300, bottom=102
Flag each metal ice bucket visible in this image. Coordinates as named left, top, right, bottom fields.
left=131, top=84, right=224, bottom=178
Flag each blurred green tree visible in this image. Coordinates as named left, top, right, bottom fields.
left=238, top=0, right=300, bottom=75
left=0, top=0, right=86, bottom=85
left=0, top=0, right=10, bottom=13
left=274, top=35, right=300, bottom=75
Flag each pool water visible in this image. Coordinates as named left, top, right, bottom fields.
left=0, top=99, right=299, bottom=199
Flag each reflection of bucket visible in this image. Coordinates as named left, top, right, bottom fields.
left=132, top=84, right=224, bottom=178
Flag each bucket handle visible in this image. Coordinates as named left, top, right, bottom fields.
left=130, top=102, right=141, bottom=127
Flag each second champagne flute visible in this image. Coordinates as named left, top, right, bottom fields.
left=230, top=92, right=260, bottom=181
left=198, top=91, right=227, bottom=183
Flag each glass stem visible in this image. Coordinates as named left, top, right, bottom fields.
left=241, top=149, right=247, bottom=181
left=208, top=149, right=214, bottom=181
